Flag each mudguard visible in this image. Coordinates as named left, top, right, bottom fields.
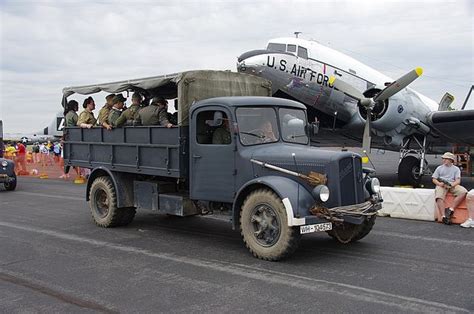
left=232, top=175, right=315, bottom=229
left=86, top=167, right=135, bottom=208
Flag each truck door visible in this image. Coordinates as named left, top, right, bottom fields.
left=190, top=107, right=235, bottom=202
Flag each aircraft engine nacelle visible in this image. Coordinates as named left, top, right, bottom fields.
left=365, top=90, right=430, bottom=147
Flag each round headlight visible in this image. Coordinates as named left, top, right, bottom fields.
left=370, top=178, right=381, bottom=194
left=312, top=185, right=330, bottom=203
left=1, top=160, right=8, bottom=167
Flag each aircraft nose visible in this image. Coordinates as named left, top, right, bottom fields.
left=237, top=49, right=271, bottom=63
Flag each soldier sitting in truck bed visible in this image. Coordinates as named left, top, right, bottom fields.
left=114, top=92, right=142, bottom=127
left=97, top=94, right=115, bottom=130
left=108, top=94, right=126, bottom=127
left=77, top=97, right=96, bottom=128
left=139, top=96, right=173, bottom=128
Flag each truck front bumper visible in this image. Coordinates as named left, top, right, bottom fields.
left=283, top=195, right=382, bottom=227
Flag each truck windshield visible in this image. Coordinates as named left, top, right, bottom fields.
left=279, top=108, right=309, bottom=144
left=236, top=107, right=279, bottom=146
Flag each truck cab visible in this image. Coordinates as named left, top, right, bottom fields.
left=63, top=70, right=382, bottom=260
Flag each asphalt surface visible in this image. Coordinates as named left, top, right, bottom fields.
left=1, top=177, right=473, bottom=313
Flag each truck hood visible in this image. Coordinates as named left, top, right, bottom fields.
left=250, top=144, right=358, bottom=175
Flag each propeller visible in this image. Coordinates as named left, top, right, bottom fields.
left=329, top=67, right=423, bottom=152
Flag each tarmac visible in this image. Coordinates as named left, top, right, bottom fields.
left=1, top=177, right=473, bottom=312
left=1, top=149, right=474, bottom=312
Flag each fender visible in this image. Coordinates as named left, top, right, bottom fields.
left=232, top=175, right=315, bottom=229
left=86, top=167, right=134, bottom=208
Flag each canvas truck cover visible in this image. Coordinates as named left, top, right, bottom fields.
left=62, top=70, right=271, bottom=126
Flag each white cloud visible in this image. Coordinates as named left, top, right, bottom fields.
left=0, top=0, right=473, bottom=133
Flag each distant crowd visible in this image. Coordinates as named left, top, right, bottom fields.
left=1, top=140, right=67, bottom=177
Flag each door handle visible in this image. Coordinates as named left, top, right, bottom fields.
left=193, top=155, right=202, bottom=159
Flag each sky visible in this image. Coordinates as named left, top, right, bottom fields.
left=0, top=0, right=473, bottom=134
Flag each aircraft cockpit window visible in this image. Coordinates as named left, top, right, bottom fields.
left=297, top=46, right=308, bottom=59
left=287, top=44, right=296, bottom=53
left=267, top=43, right=286, bottom=52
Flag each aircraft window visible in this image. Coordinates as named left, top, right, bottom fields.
left=279, top=108, right=309, bottom=145
left=236, top=107, right=279, bottom=146
left=287, top=44, right=296, bottom=53
left=267, top=43, right=286, bottom=52
left=297, top=46, right=308, bottom=59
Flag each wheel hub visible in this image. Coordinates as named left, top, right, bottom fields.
left=95, top=189, right=109, bottom=218
left=250, top=204, right=281, bottom=247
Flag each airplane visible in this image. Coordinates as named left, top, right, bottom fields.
left=237, top=35, right=474, bottom=186
left=3, top=111, right=64, bottom=144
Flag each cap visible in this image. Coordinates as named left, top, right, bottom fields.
left=132, top=92, right=142, bottom=101
left=106, top=93, right=116, bottom=101
left=151, top=96, right=167, bottom=105
left=441, top=152, right=456, bottom=161
left=112, top=94, right=127, bottom=104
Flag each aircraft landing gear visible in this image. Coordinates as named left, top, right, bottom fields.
left=398, top=136, right=430, bottom=187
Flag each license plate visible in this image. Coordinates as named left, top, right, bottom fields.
left=300, top=222, right=332, bottom=234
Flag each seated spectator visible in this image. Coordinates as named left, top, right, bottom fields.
left=460, top=190, right=474, bottom=228
left=432, top=152, right=468, bottom=225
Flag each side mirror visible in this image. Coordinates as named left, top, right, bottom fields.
left=309, top=121, right=319, bottom=136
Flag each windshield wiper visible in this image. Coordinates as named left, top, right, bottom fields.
left=240, top=131, right=264, bottom=139
left=289, top=134, right=308, bottom=139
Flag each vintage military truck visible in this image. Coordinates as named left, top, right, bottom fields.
left=63, top=70, right=382, bottom=260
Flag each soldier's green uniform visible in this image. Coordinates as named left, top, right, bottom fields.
left=212, top=127, right=231, bottom=144
left=77, top=110, right=97, bottom=126
left=114, top=104, right=141, bottom=127
left=139, top=103, right=170, bottom=126
left=108, top=108, right=123, bottom=127
left=65, top=110, right=78, bottom=127
left=97, top=105, right=111, bottom=126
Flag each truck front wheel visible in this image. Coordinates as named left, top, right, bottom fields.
left=89, top=176, right=135, bottom=227
left=240, top=189, right=301, bottom=261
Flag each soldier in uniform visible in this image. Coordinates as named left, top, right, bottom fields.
left=97, top=94, right=116, bottom=130
left=108, top=94, right=126, bottom=127
left=64, top=100, right=79, bottom=127
left=114, top=92, right=142, bottom=127
left=77, top=97, right=97, bottom=128
left=139, top=96, right=173, bottom=127
left=212, top=113, right=231, bottom=144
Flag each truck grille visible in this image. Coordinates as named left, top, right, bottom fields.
left=338, top=156, right=364, bottom=205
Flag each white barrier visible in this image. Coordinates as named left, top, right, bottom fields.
left=378, top=187, right=436, bottom=221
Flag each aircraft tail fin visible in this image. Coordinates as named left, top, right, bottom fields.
left=438, top=92, right=455, bottom=111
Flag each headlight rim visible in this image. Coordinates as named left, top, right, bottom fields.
left=312, top=184, right=330, bottom=203
left=369, top=177, right=381, bottom=194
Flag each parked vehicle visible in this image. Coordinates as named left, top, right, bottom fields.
left=63, top=71, right=382, bottom=260
left=0, top=121, right=17, bottom=191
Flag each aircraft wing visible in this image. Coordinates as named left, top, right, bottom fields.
left=426, top=109, right=474, bottom=146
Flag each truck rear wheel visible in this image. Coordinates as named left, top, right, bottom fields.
left=240, top=189, right=301, bottom=261
left=89, top=176, right=135, bottom=227
left=327, top=215, right=376, bottom=244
